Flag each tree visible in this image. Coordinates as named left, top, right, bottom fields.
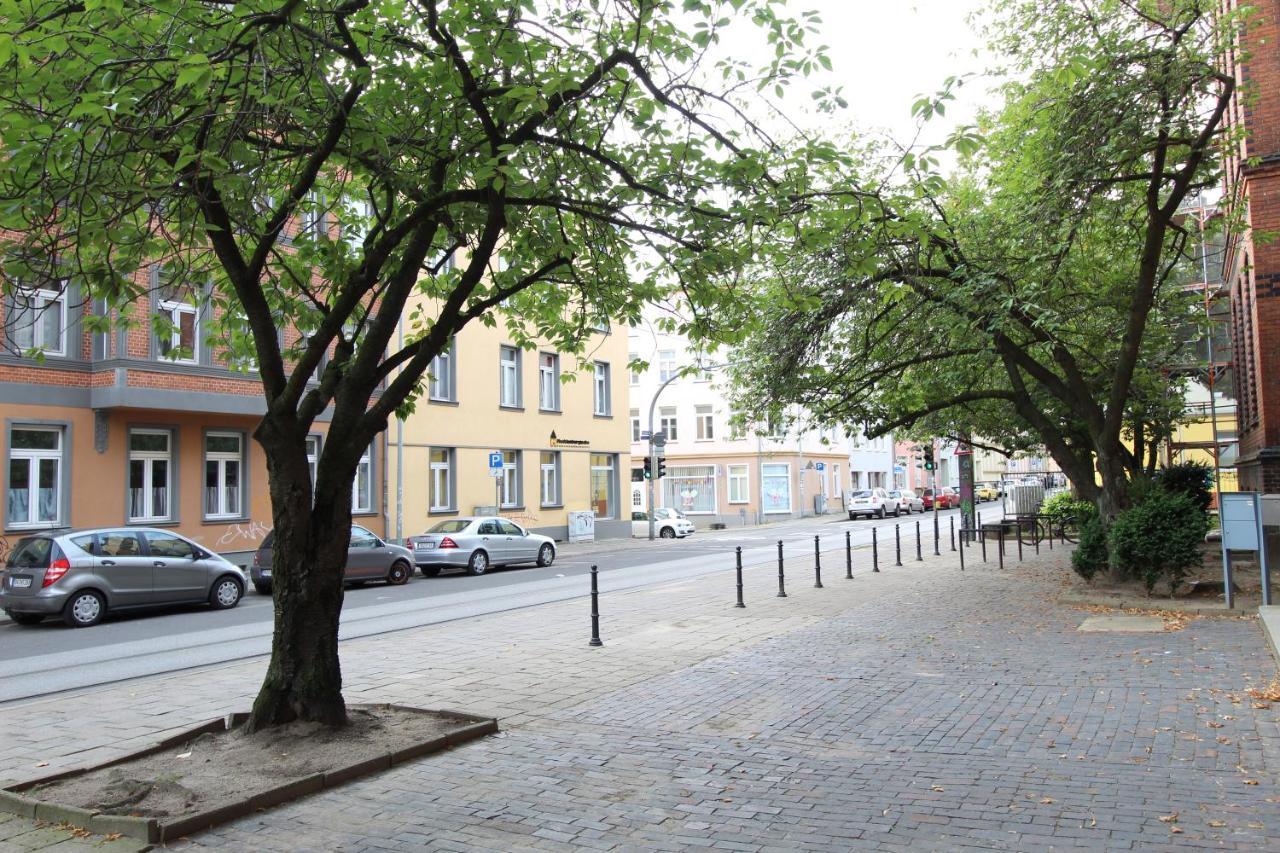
left=0, top=0, right=833, bottom=729
left=726, top=0, right=1238, bottom=521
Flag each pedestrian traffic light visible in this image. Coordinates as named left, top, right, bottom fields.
left=923, top=446, right=935, bottom=471
left=642, top=456, right=653, bottom=479
left=655, top=456, right=667, bottom=479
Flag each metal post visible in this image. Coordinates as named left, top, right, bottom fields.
left=915, top=520, right=923, bottom=562
left=895, top=523, right=902, bottom=566
left=933, top=507, right=940, bottom=556
left=959, top=530, right=965, bottom=571
left=872, top=527, right=880, bottom=572
left=777, top=540, right=787, bottom=598
left=735, top=547, right=745, bottom=608
left=1034, top=522, right=1040, bottom=556
left=981, top=525, right=987, bottom=562
left=998, top=526, right=1005, bottom=571
left=813, top=535, right=823, bottom=588
left=589, top=565, right=603, bottom=647
left=949, top=516, right=956, bottom=552
left=845, top=530, right=853, bottom=579
left=1016, top=521, right=1023, bottom=561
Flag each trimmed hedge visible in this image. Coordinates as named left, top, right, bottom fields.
left=1107, top=489, right=1210, bottom=594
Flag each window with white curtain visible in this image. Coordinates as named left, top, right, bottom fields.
left=128, top=429, right=171, bottom=522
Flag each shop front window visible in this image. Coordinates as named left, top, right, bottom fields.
left=761, top=463, right=791, bottom=514
left=662, top=465, right=716, bottom=514
left=590, top=453, right=616, bottom=519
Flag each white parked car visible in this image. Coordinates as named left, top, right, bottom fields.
left=889, top=489, right=924, bottom=514
left=846, top=488, right=898, bottom=519
left=632, top=508, right=696, bottom=539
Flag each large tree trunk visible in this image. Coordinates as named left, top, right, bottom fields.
left=246, top=419, right=354, bottom=732
left=1094, top=445, right=1132, bottom=524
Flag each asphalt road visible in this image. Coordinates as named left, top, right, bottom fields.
left=0, top=506, right=974, bottom=703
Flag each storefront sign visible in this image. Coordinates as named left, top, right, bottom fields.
left=549, top=430, right=589, bottom=448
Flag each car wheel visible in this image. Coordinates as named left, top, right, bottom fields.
left=386, top=560, right=411, bottom=586
left=209, top=576, right=244, bottom=610
left=848, top=512, right=856, bottom=521
left=877, top=506, right=886, bottom=519
left=660, top=526, right=676, bottom=539
left=420, top=566, right=442, bottom=578
left=466, top=550, right=489, bottom=576
left=254, top=581, right=273, bottom=596
left=8, top=612, right=44, bottom=626
left=893, top=506, right=901, bottom=517
left=536, top=543, right=555, bottom=567
left=905, top=505, right=912, bottom=515
left=62, top=590, right=105, bottom=628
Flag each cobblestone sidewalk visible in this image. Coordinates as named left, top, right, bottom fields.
left=2, top=541, right=1278, bottom=851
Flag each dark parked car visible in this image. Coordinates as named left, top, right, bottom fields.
left=1, top=528, right=246, bottom=628
left=250, top=524, right=414, bottom=595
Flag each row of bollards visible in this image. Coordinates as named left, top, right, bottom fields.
left=589, top=509, right=1052, bottom=646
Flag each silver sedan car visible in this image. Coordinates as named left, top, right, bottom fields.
left=1, top=528, right=246, bottom=628
left=409, top=516, right=556, bottom=576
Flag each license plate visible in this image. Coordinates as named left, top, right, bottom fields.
left=11, top=577, right=31, bottom=588
left=415, top=543, right=435, bottom=551
left=260, top=570, right=271, bottom=578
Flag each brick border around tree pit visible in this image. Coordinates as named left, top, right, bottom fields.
left=0, top=705, right=498, bottom=844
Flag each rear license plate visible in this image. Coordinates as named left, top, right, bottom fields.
left=415, top=543, right=436, bottom=551
left=11, top=577, right=31, bottom=588
left=260, top=570, right=271, bottom=578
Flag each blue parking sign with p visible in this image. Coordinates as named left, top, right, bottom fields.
left=488, top=451, right=503, bottom=470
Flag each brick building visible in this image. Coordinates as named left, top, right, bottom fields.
left=1, top=247, right=386, bottom=567
left=1222, top=0, right=1280, bottom=492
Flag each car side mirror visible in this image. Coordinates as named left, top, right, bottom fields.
left=522, top=530, right=529, bottom=537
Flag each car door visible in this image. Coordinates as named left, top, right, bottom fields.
left=143, top=531, right=208, bottom=602
left=93, top=530, right=154, bottom=605
left=475, top=519, right=506, bottom=563
left=631, top=511, right=648, bottom=537
left=347, top=525, right=385, bottom=580
left=499, top=519, right=535, bottom=562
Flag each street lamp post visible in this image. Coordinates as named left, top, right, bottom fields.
left=646, top=370, right=682, bottom=541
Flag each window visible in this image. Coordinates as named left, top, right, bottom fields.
left=590, top=453, right=617, bottom=519
left=658, top=350, right=677, bottom=382
left=157, top=299, right=199, bottom=364
left=695, top=405, right=714, bottom=440
left=728, top=464, right=750, bottom=504
left=500, top=449, right=521, bottom=508
left=593, top=361, right=611, bottom=416
left=9, top=286, right=66, bottom=356
left=663, top=465, right=716, bottom=514
left=539, top=352, right=560, bottom=411
left=499, top=345, right=522, bottom=408
left=300, top=190, right=329, bottom=239
left=350, top=525, right=378, bottom=548
left=204, top=432, right=243, bottom=519
left=430, top=448, right=453, bottom=511
left=540, top=451, right=561, bottom=507
left=659, top=406, right=678, bottom=442
left=629, top=353, right=642, bottom=385
left=766, top=414, right=784, bottom=438
left=128, top=429, right=171, bottom=522
left=7, top=427, right=63, bottom=527
left=98, top=531, right=143, bottom=558
left=630, top=409, right=641, bottom=442
left=830, top=463, right=841, bottom=497
left=430, top=341, right=455, bottom=402
left=145, top=531, right=197, bottom=559
left=305, top=436, right=319, bottom=490
left=224, top=313, right=257, bottom=372
left=343, top=196, right=373, bottom=246
left=353, top=444, right=373, bottom=513
left=761, top=463, right=791, bottom=514
left=632, top=490, right=643, bottom=506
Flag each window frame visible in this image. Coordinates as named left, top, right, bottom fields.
left=500, top=449, right=522, bottom=509
left=761, top=462, right=792, bottom=515
left=127, top=427, right=174, bottom=524
left=352, top=443, right=374, bottom=514
left=538, top=352, right=561, bottom=412
left=156, top=298, right=200, bottom=365
left=429, top=447, right=455, bottom=513
left=695, top=405, right=714, bottom=441
left=429, top=340, right=457, bottom=403
left=630, top=409, right=642, bottom=443
left=539, top=450, right=562, bottom=508
left=589, top=452, right=618, bottom=520
left=5, top=424, right=68, bottom=530
left=658, top=350, right=677, bottom=382
left=592, top=361, right=611, bottom=416
left=659, top=406, right=678, bottom=442
left=202, top=430, right=246, bottom=521
left=9, top=285, right=68, bottom=357
left=728, top=464, right=750, bottom=504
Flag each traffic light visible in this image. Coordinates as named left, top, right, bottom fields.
left=923, top=445, right=935, bottom=471
left=642, top=456, right=653, bottom=480
left=655, top=456, right=667, bottom=479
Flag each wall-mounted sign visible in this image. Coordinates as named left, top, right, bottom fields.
left=549, top=430, right=590, bottom=448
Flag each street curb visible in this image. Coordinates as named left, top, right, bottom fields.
left=1259, top=606, right=1280, bottom=665
left=1058, top=588, right=1256, bottom=616
left=0, top=704, right=498, bottom=844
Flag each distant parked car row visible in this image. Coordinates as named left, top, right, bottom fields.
left=2, top=516, right=558, bottom=629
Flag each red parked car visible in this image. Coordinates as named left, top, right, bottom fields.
left=921, top=488, right=958, bottom=509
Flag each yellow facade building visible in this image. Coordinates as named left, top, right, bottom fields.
left=386, top=310, right=632, bottom=542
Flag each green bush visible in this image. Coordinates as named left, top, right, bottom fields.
left=1071, top=516, right=1108, bottom=580
left=1154, top=460, right=1214, bottom=512
left=1042, top=492, right=1097, bottom=526
left=1108, top=489, right=1210, bottom=594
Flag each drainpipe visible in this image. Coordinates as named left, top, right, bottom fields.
left=395, top=317, right=405, bottom=542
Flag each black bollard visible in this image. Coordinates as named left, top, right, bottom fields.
left=735, top=547, right=745, bottom=608
left=1017, top=522, right=1023, bottom=561
left=916, top=520, right=923, bottom=562
left=813, top=535, right=823, bottom=588
left=950, top=516, right=956, bottom=552
left=1035, top=523, right=1040, bottom=556
left=872, top=526, right=880, bottom=572
left=959, top=530, right=966, bottom=571
left=845, top=530, right=853, bottom=579
left=933, top=512, right=941, bottom=556
left=777, top=540, right=787, bottom=598
left=981, top=525, right=988, bottom=562
left=589, top=565, right=603, bottom=647
left=895, top=523, right=902, bottom=566
left=998, top=526, right=1005, bottom=571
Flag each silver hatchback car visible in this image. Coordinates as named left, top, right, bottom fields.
left=0, top=528, right=246, bottom=628
left=409, top=516, right=556, bottom=576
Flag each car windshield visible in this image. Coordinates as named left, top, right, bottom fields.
left=852, top=490, right=873, bottom=498
left=7, top=537, right=52, bottom=568
left=429, top=519, right=472, bottom=534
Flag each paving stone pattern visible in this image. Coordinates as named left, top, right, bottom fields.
left=2, top=542, right=1278, bottom=851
